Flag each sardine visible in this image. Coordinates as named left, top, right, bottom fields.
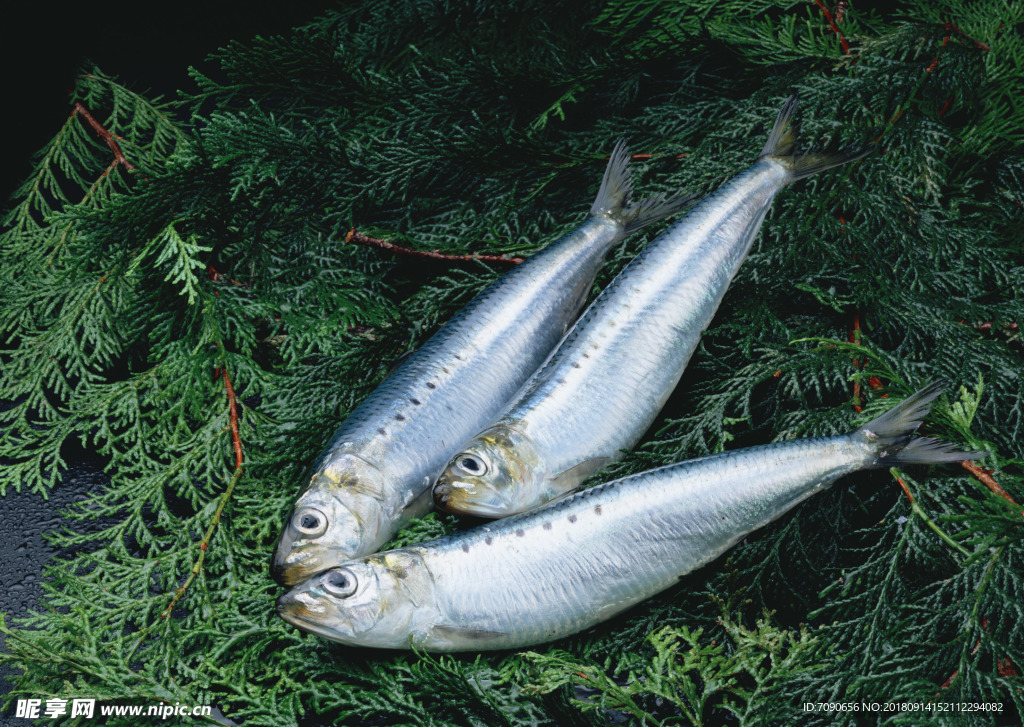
left=271, top=142, right=692, bottom=585
left=277, top=384, right=982, bottom=651
left=433, top=95, right=870, bottom=517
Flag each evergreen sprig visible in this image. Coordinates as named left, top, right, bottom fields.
left=2, top=1, right=1022, bottom=725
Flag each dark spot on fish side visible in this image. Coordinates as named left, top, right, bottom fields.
left=442, top=367, right=450, bottom=373
left=573, top=363, right=580, bottom=368
left=426, top=382, right=436, bottom=389
left=516, top=529, right=524, bottom=537
left=462, top=544, right=470, bottom=553
left=594, top=505, right=602, bottom=515
left=411, top=398, right=421, bottom=405
left=557, top=379, right=566, bottom=385
left=568, top=515, right=577, bottom=523
left=454, top=354, right=462, bottom=360
left=378, top=428, right=386, bottom=436
left=583, top=353, right=590, bottom=358
left=395, top=414, right=405, bottom=421
left=485, top=536, right=493, bottom=545
left=543, top=523, right=552, bottom=530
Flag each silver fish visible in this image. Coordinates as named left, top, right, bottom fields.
left=271, top=142, right=692, bottom=585
left=434, top=95, right=870, bottom=517
left=277, top=384, right=982, bottom=651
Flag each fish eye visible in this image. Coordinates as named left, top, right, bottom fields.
left=293, top=507, right=328, bottom=538
left=321, top=568, right=358, bottom=598
left=456, top=453, right=487, bottom=476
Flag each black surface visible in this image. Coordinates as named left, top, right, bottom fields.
left=0, top=445, right=110, bottom=698
left=0, top=1, right=339, bottom=204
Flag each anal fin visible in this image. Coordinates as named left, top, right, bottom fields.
left=550, top=457, right=612, bottom=494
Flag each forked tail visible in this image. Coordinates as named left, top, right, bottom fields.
left=856, top=382, right=986, bottom=467
left=760, top=94, right=873, bottom=181
left=590, top=139, right=695, bottom=235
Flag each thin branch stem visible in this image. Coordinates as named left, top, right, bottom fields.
left=72, top=102, right=136, bottom=172
left=627, top=153, right=687, bottom=160
left=813, top=0, right=850, bottom=55
left=890, top=468, right=971, bottom=557
left=345, top=229, right=524, bottom=265
left=223, top=367, right=244, bottom=471
left=943, top=21, right=991, bottom=51
left=161, top=367, right=244, bottom=619
left=961, top=461, right=1020, bottom=509
left=869, top=19, right=989, bottom=147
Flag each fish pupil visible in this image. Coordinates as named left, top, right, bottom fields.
left=327, top=572, right=349, bottom=589
left=462, top=457, right=480, bottom=473
left=300, top=514, right=320, bottom=530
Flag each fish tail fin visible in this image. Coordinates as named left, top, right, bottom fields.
left=591, top=139, right=695, bottom=236
left=854, top=382, right=986, bottom=467
left=759, top=94, right=873, bottom=182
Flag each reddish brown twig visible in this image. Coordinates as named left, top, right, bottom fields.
left=944, top=21, right=991, bottom=51
left=345, top=229, right=524, bottom=265
left=628, top=153, right=687, bottom=160
left=925, top=21, right=989, bottom=84
left=961, top=461, right=1020, bottom=508
left=895, top=474, right=915, bottom=504
left=72, top=101, right=136, bottom=172
left=813, top=0, right=850, bottom=55
left=872, top=20, right=990, bottom=149
left=161, top=365, right=244, bottom=619
left=223, top=367, right=244, bottom=471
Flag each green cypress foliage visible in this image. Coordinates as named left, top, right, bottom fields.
left=1, top=1, right=1022, bottom=724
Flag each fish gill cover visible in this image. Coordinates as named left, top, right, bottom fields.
left=0, top=0, right=1022, bottom=725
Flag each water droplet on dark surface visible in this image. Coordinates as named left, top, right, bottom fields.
left=0, top=436, right=113, bottom=694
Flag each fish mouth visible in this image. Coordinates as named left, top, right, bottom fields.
left=271, top=542, right=344, bottom=587
left=271, top=559, right=318, bottom=588
left=275, top=591, right=350, bottom=642
left=433, top=477, right=512, bottom=517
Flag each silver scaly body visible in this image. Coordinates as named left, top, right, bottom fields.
left=421, top=434, right=860, bottom=649
left=434, top=96, right=869, bottom=516
left=483, top=161, right=785, bottom=494
left=271, top=143, right=691, bottom=585
left=277, top=384, right=982, bottom=650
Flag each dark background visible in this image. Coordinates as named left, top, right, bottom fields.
left=0, top=0, right=338, bottom=703
left=0, top=1, right=340, bottom=202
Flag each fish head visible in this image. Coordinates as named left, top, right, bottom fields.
left=271, top=454, right=394, bottom=586
left=276, top=550, right=435, bottom=648
left=432, top=425, right=545, bottom=517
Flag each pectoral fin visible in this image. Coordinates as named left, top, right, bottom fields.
left=430, top=624, right=508, bottom=646
left=550, top=457, right=612, bottom=494
left=401, top=483, right=435, bottom=520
